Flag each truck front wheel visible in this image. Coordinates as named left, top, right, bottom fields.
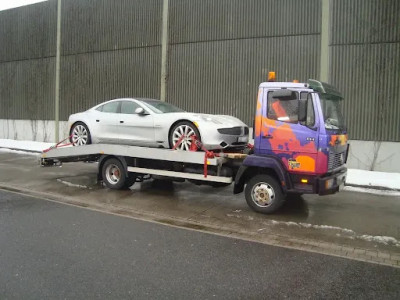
left=245, top=174, right=285, bottom=214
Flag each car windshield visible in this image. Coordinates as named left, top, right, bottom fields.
left=319, top=94, right=346, bottom=132
left=140, top=99, right=185, bottom=114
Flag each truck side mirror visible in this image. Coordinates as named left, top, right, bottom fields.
left=298, top=99, right=307, bottom=122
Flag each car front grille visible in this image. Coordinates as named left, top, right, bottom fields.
left=218, top=126, right=248, bottom=135
left=328, top=151, right=346, bottom=170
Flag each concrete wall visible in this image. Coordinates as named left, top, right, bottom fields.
left=0, top=119, right=68, bottom=143
left=1, top=121, right=399, bottom=173
left=346, top=140, right=400, bottom=173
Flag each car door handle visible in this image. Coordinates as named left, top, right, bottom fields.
left=263, top=134, right=273, bottom=139
left=96, top=120, right=100, bottom=122
left=120, top=121, right=124, bottom=124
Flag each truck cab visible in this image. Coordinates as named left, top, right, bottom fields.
left=235, top=78, right=348, bottom=213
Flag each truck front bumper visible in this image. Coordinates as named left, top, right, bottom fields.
left=317, top=168, right=347, bottom=195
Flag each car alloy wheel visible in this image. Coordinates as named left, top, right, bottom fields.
left=72, top=124, right=89, bottom=146
left=172, top=124, right=196, bottom=151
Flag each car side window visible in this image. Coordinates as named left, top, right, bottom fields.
left=121, top=101, right=140, bottom=114
left=99, top=102, right=119, bottom=113
left=267, top=91, right=299, bottom=123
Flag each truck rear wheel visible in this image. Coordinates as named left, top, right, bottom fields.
left=102, top=158, right=134, bottom=189
left=245, top=174, right=285, bottom=214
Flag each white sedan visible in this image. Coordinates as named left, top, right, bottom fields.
left=68, top=98, right=249, bottom=150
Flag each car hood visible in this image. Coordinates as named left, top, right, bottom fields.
left=170, top=112, right=247, bottom=127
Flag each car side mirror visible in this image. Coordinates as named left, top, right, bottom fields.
left=298, top=99, right=307, bottom=122
left=135, top=107, right=148, bottom=115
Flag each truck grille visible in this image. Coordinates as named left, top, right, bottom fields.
left=328, top=151, right=346, bottom=170
left=218, top=126, right=248, bottom=135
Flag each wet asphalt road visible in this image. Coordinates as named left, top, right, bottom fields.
left=1, top=190, right=399, bottom=299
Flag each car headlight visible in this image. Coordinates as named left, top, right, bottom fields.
left=199, top=115, right=222, bottom=124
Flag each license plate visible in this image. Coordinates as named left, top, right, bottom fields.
left=238, top=136, right=248, bottom=142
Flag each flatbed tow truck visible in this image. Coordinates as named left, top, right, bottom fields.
left=41, top=76, right=349, bottom=214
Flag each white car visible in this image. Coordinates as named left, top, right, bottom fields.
left=68, top=98, right=249, bottom=150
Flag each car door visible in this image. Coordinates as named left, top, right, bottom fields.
left=258, top=89, right=319, bottom=174
left=118, top=100, right=156, bottom=146
left=94, top=101, right=121, bottom=143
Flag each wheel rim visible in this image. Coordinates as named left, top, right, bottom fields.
left=251, top=182, right=275, bottom=207
left=105, top=164, right=121, bottom=185
left=172, top=125, right=196, bottom=151
left=72, top=125, right=88, bottom=146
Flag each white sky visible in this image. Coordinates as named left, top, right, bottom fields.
left=0, top=0, right=47, bottom=11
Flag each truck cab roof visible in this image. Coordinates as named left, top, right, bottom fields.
left=259, top=82, right=308, bottom=89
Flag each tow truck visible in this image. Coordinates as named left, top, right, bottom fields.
left=41, top=74, right=348, bottom=214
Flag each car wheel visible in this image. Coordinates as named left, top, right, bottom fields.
left=70, top=122, right=91, bottom=146
left=169, top=121, right=200, bottom=150
left=245, top=174, right=285, bottom=214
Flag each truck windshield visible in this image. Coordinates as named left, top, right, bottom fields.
left=319, top=94, right=346, bottom=132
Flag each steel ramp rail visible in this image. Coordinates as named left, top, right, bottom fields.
left=41, top=144, right=225, bottom=166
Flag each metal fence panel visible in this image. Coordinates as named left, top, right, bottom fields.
left=0, top=58, right=55, bottom=120
left=167, top=35, right=320, bottom=125
left=61, top=0, right=162, bottom=55
left=169, top=0, right=321, bottom=44
left=60, top=46, right=161, bottom=120
left=330, top=43, right=400, bottom=141
left=330, top=0, right=400, bottom=45
left=0, top=0, right=56, bottom=63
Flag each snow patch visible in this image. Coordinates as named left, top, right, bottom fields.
left=0, top=148, right=40, bottom=156
left=269, top=220, right=355, bottom=234
left=358, top=235, right=400, bottom=247
left=343, top=186, right=400, bottom=196
left=0, top=139, right=53, bottom=152
left=268, top=220, right=400, bottom=247
left=347, top=168, right=400, bottom=190
left=57, top=179, right=90, bottom=189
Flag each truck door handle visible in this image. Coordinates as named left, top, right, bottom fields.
left=96, top=120, right=100, bottom=122
left=263, top=134, right=273, bottom=139
left=120, top=121, right=124, bottom=124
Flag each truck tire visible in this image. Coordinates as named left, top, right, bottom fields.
left=102, top=158, right=132, bottom=190
left=245, top=174, right=285, bottom=214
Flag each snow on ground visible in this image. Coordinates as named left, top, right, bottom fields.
left=56, top=179, right=90, bottom=189
left=346, top=169, right=400, bottom=190
left=343, top=186, right=400, bottom=197
left=0, top=138, right=399, bottom=191
left=268, top=220, right=400, bottom=247
left=0, top=139, right=54, bottom=152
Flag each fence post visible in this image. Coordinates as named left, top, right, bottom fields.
left=160, top=0, right=169, bottom=101
left=320, top=0, right=330, bottom=82
left=54, top=0, right=62, bottom=142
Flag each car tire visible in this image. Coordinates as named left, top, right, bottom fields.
left=245, top=174, right=285, bottom=214
left=70, top=122, right=92, bottom=146
left=169, top=121, right=201, bottom=150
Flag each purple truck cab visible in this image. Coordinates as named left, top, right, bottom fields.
left=234, top=79, right=348, bottom=214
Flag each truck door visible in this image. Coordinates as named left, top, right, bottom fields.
left=258, top=89, right=319, bottom=174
